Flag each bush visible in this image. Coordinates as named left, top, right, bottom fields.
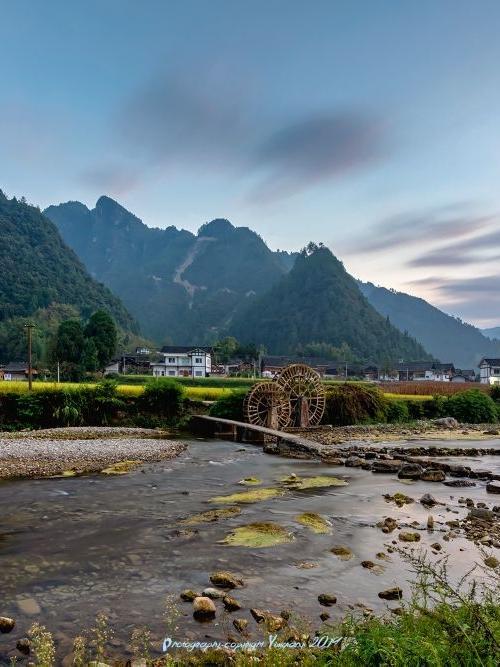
left=490, top=384, right=500, bottom=402
left=425, top=395, right=448, bottom=418
left=386, top=399, right=410, bottom=423
left=323, top=384, right=388, bottom=426
left=139, top=378, right=185, bottom=423
left=209, top=390, right=248, bottom=421
left=446, top=389, right=498, bottom=424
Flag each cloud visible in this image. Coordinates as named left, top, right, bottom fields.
left=352, top=206, right=490, bottom=254
left=102, top=69, right=385, bottom=201
left=250, top=112, right=382, bottom=201
left=408, top=223, right=500, bottom=267
left=79, top=164, right=140, bottom=196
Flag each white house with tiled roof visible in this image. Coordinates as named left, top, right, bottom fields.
left=479, top=358, right=500, bottom=385
left=151, top=346, right=212, bottom=378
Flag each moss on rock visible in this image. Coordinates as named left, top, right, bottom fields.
left=220, top=522, right=294, bottom=548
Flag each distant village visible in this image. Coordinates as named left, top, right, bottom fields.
left=2, top=345, right=499, bottom=385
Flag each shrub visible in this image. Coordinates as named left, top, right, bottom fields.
left=386, top=399, right=410, bottom=423
left=490, top=384, right=500, bottom=402
left=323, top=384, right=388, bottom=426
left=425, top=395, right=448, bottom=418
left=209, top=390, right=248, bottom=421
left=139, top=378, right=185, bottom=423
left=446, top=389, right=498, bottom=424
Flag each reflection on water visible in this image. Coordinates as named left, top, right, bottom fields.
left=0, top=439, right=496, bottom=659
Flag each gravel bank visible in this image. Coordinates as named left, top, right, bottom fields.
left=0, top=428, right=187, bottom=479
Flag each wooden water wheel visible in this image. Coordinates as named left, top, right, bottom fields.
left=276, top=363, right=325, bottom=427
left=243, top=382, right=291, bottom=429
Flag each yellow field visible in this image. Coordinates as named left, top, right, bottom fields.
left=0, top=381, right=231, bottom=402
left=383, top=393, right=431, bottom=401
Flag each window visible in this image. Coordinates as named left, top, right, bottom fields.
left=168, top=357, right=175, bottom=363
left=195, top=357, right=203, bottom=364
left=195, top=371, right=203, bottom=376
left=168, top=370, right=175, bottom=376
left=494, top=369, right=500, bottom=375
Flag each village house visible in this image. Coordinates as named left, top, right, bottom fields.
left=397, top=361, right=455, bottom=382
left=479, top=358, right=500, bottom=385
left=260, top=356, right=340, bottom=378
left=0, top=362, right=38, bottom=381
left=151, top=346, right=212, bottom=378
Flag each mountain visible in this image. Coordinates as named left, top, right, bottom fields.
left=359, top=281, right=500, bottom=368
left=0, top=191, right=137, bottom=362
left=45, top=197, right=289, bottom=342
left=482, top=327, right=500, bottom=341
left=230, top=245, right=430, bottom=363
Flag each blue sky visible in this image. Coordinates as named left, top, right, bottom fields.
left=1, top=1, right=500, bottom=326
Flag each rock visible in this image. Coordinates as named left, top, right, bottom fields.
left=345, top=456, right=364, bottom=467
left=222, top=595, right=241, bottom=612
left=192, top=596, right=216, bottom=619
left=433, top=417, right=459, bottom=428
left=390, top=607, right=404, bottom=616
left=483, top=429, right=499, bottom=435
left=318, top=593, right=337, bottom=606
left=399, top=531, right=421, bottom=542
left=421, top=469, right=446, bottom=482
left=250, top=609, right=285, bottom=631
left=486, top=482, right=500, bottom=494
left=384, top=493, right=414, bottom=507
left=420, top=493, right=439, bottom=507
left=319, top=612, right=330, bottom=621
left=427, top=515, right=434, bottom=530
left=180, top=589, right=199, bottom=601
left=361, top=560, right=375, bottom=569
left=484, top=556, right=499, bottom=568
left=444, top=480, right=476, bottom=488
left=209, top=571, right=244, bottom=589
left=468, top=508, right=495, bottom=522
left=233, top=618, right=248, bottom=634
left=431, top=542, right=442, bottom=551
left=17, top=598, right=41, bottom=616
left=202, top=587, right=223, bottom=599
left=377, top=517, right=398, bottom=533
left=0, top=616, right=15, bottom=633
left=16, top=638, right=31, bottom=655
left=321, top=456, right=344, bottom=465
left=398, top=463, right=424, bottom=480
left=372, top=460, right=402, bottom=473
left=378, top=587, right=403, bottom=600
left=330, top=545, right=354, bottom=560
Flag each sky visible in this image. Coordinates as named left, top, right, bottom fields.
left=1, top=0, right=500, bottom=327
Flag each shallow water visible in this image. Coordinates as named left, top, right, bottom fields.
left=0, top=438, right=497, bottom=661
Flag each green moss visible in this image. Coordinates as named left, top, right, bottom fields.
left=220, top=522, right=294, bottom=547
left=295, top=512, right=331, bottom=534
left=180, top=506, right=241, bottom=525
left=209, top=487, right=286, bottom=504
left=330, top=545, right=354, bottom=560
left=100, top=460, right=142, bottom=475
left=384, top=492, right=414, bottom=507
left=238, top=477, right=262, bottom=486
left=280, top=474, right=348, bottom=490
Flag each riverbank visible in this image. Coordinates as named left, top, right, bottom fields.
left=0, top=427, right=186, bottom=479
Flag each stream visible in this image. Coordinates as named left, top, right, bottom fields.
left=1, top=437, right=498, bottom=661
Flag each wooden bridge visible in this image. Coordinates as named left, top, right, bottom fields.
left=190, top=414, right=324, bottom=458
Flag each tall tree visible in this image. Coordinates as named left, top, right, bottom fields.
left=84, top=310, right=117, bottom=370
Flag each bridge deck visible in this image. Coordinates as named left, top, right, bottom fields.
left=191, top=414, right=320, bottom=450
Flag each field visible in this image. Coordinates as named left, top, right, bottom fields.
left=379, top=381, right=489, bottom=396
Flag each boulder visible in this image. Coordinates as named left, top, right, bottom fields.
left=378, top=587, right=403, bottom=600
left=399, top=531, right=421, bottom=542
left=468, top=508, right=495, bottom=522
left=193, top=596, right=216, bottom=619
left=16, top=638, right=31, bottom=655
left=180, top=589, right=199, bottom=602
left=420, top=493, right=439, bottom=507
left=233, top=618, right=248, bottom=633
left=319, top=612, right=330, bottom=621
left=0, top=616, right=15, bottom=633
left=202, top=587, right=223, bottom=600
left=372, top=460, right=402, bottom=474
left=433, top=417, right=459, bottom=429
left=209, top=571, right=244, bottom=589
left=318, top=593, right=337, bottom=606
left=486, top=482, right=500, bottom=494
left=250, top=609, right=285, bottom=631
left=345, top=456, right=364, bottom=468
left=222, top=595, right=241, bottom=612
left=431, top=542, right=442, bottom=551
left=398, top=463, right=424, bottom=480
left=421, top=469, right=446, bottom=482
left=361, top=560, right=375, bottom=569
left=444, top=480, right=475, bottom=488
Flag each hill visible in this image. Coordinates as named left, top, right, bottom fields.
left=359, top=281, right=500, bottom=368
left=230, top=245, right=430, bottom=363
left=482, top=327, right=500, bottom=341
left=0, top=191, right=136, bottom=362
left=45, top=197, right=288, bottom=342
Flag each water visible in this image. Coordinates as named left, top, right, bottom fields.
left=0, top=438, right=497, bottom=660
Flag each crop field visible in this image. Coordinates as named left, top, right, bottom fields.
left=379, top=381, right=488, bottom=396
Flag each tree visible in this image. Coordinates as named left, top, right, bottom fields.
left=81, top=338, right=98, bottom=373
left=84, top=310, right=117, bottom=370
left=54, top=320, right=85, bottom=364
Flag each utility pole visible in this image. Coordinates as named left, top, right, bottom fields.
left=24, top=322, right=35, bottom=391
